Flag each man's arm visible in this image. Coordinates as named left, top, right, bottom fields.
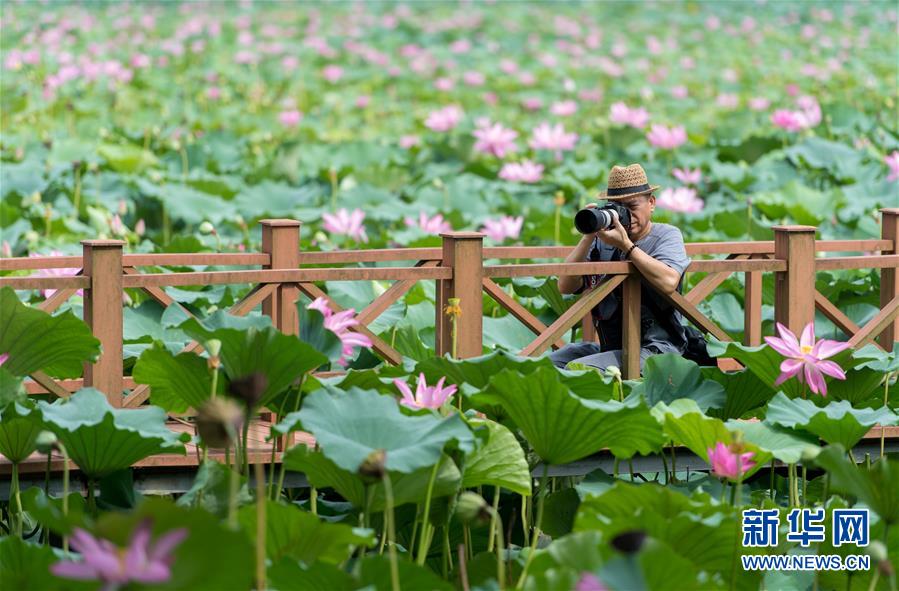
left=597, top=218, right=683, bottom=294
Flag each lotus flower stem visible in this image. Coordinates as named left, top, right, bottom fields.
left=882, top=372, right=893, bottom=459
left=670, top=445, right=678, bottom=483
left=382, top=473, right=401, bottom=591
left=254, top=459, right=266, bottom=591
left=516, top=464, right=549, bottom=589
left=492, top=506, right=506, bottom=590
left=11, top=463, right=22, bottom=537
left=416, top=462, right=441, bottom=565
left=228, top=449, right=240, bottom=529
left=241, top=418, right=251, bottom=476
left=310, top=487, right=318, bottom=516
left=72, top=165, right=82, bottom=217
left=801, top=465, right=808, bottom=506
left=769, top=460, right=776, bottom=502
left=60, top=444, right=70, bottom=554
left=487, top=486, right=501, bottom=552
left=520, top=495, right=529, bottom=547
left=458, top=544, right=470, bottom=591
left=87, top=479, right=97, bottom=517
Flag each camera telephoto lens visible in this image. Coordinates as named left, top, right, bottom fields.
left=575, top=208, right=614, bottom=234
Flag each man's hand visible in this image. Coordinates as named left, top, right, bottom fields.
left=596, top=215, right=633, bottom=252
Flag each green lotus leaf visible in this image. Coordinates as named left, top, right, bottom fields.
left=764, top=392, right=899, bottom=448
left=132, top=342, right=215, bottom=413
left=92, top=497, right=254, bottom=591
left=176, top=460, right=252, bottom=518
left=0, top=401, right=42, bottom=464
left=38, top=388, right=189, bottom=478
left=0, top=535, right=82, bottom=591
left=629, top=353, right=725, bottom=412
left=0, top=367, right=25, bottom=408
left=284, top=387, right=474, bottom=474
left=0, top=286, right=100, bottom=379
left=475, top=367, right=665, bottom=464
left=267, top=559, right=355, bottom=591
left=238, top=500, right=374, bottom=565
left=462, top=418, right=531, bottom=496
left=814, top=445, right=899, bottom=524
left=852, top=342, right=899, bottom=373
left=20, top=487, right=89, bottom=536
left=703, top=367, right=776, bottom=420
left=654, top=399, right=771, bottom=478
left=724, top=420, right=820, bottom=465
left=282, top=444, right=462, bottom=511
left=97, top=142, right=158, bottom=173
left=179, top=315, right=327, bottom=408
left=357, top=555, right=454, bottom=591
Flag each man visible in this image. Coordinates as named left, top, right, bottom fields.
left=550, top=163, right=691, bottom=372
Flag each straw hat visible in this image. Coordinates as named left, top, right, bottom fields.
left=597, top=164, right=660, bottom=200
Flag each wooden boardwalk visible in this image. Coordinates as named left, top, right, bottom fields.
left=0, top=418, right=315, bottom=476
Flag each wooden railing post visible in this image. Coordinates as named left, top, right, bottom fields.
left=774, top=225, right=816, bottom=335
left=621, top=272, right=642, bottom=379
left=744, top=254, right=763, bottom=346
left=260, top=219, right=301, bottom=335
left=82, top=239, right=124, bottom=405
left=881, top=208, right=899, bottom=348
left=436, top=232, right=484, bottom=359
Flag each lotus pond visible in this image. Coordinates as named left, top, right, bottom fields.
left=1, top=1, right=899, bottom=591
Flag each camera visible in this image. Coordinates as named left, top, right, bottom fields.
left=574, top=203, right=632, bottom=234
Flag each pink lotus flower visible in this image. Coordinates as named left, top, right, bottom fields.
left=498, top=160, right=544, bottom=183
left=30, top=251, right=83, bottom=298
left=795, top=95, right=822, bottom=127
left=405, top=212, right=452, bottom=234
left=885, top=151, right=899, bottom=182
left=322, top=64, right=343, bottom=83
left=550, top=100, right=578, bottom=116
left=434, top=77, right=454, bottom=91
left=717, top=93, right=739, bottom=109
left=521, top=97, right=543, bottom=111
left=399, top=135, right=421, bottom=149
left=480, top=216, right=524, bottom=243
left=771, top=109, right=806, bottom=132
left=355, top=95, right=371, bottom=108
left=672, top=168, right=702, bottom=185
left=425, top=105, right=464, bottom=132
left=609, top=102, right=650, bottom=129
left=135, top=219, right=146, bottom=236
left=473, top=122, right=518, bottom=158
left=462, top=70, right=485, bottom=86
left=670, top=85, right=689, bottom=99
left=749, top=97, right=771, bottom=111
left=647, top=124, right=687, bottom=150
left=707, top=442, right=756, bottom=480
left=0, top=353, right=8, bottom=366
left=394, top=372, right=457, bottom=410
left=278, top=110, right=303, bottom=127
left=529, top=122, right=578, bottom=160
left=206, top=86, right=221, bottom=101
left=322, top=208, right=368, bottom=243
left=307, top=297, right=372, bottom=367
left=656, top=187, right=704, bottom=213
left=575, top=572, right=609, bottom=591
left=764, top=322, right=850, bottom=397
left=51, top=521, right=187, bottom=590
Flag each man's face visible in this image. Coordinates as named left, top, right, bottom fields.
left=615, top=194, right=655, bottom=237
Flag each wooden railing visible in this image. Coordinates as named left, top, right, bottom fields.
left=2, top=209, right=897, bottom=407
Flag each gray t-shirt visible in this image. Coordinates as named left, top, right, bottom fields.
left=578, top=222, right=692, bottom=352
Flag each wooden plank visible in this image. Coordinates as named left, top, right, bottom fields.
left=486, top=262, right=632, bottom=278
left=816, top=239, right=893, bottom=252
left=482, top=278, right=565, bottom=349
left=744, top=256, right=763, bottom=346
left=849, top=296, right=899, bottom=349
left=297, top=283, right=403, bottom=365
left=774, top=226, right=816, bottom=335
left=685, top=254, right=748, bottom=304
left=483, top=246, right=571, bottom=259
left=356, top=261, right=439, bottom=326
left=120, top=266, right=452, bottom=288
left=28, top=371, right=73, bottom=398
left=814, top=291, right=862, bottom=339
left=880, top=209, right=899, bottom=348
left=815, top=254, right=899, bottom=271
left=298, top=248, right=441, bottom=264
left=82, top=240, right=124, bottom=405
left=520, top=275, right=626, bottom=357
left=124, top=253, right=270, bottom=267
left=0, top=276, right=90, bottom=290
left=261, top=220, right=301, bottom=335
left=664, top=290, right=733, bottom=343
left=621, top=274, right=642, bottom=379
left=37, top=286, right=81, bottom=314
left=26, top=377, right=138, bottom=395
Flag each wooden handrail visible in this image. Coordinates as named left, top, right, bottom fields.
left=815, top=254, right=899, bottom=271
left=119, top=266, right=452, bottom=288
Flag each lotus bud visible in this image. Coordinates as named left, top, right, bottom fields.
left=358, top=448, right=387, bottom=482
left=234, top=215, right=246, bottom=229
left=206, top=339, right=222, bottom=369
left=29, top=191, right=42, bottom=205
left=118, top=199, right=128, bottom=216
left=610, top=529, right=647, bottom=554
left=227, top=372, right=268, bottom=410
left=553, top=191, right=565, bottom=207
left=432, top=177, right=444, bottom=189
left=71, top=160, right=82, bottom=172
left=800, top=446, right=820, bottom=462
left=135, top=219, right=146, bottom=236
left=866, top=540, right=887, bottom=563
left=24, top=230, right=39, bottom=244
left=34, top=430, right=59, bottom=454
left=196, top=398, right=244, bottom=448
left=604, top=366, right=621, bottom=380
left=455, top=491, right=490, bottom=525
left=1, top=241, right=11, bottom=258
left=199, top=221, right=216, bottom=235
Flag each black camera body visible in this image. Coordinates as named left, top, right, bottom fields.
left=574, top=203, right=632, bottom=234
